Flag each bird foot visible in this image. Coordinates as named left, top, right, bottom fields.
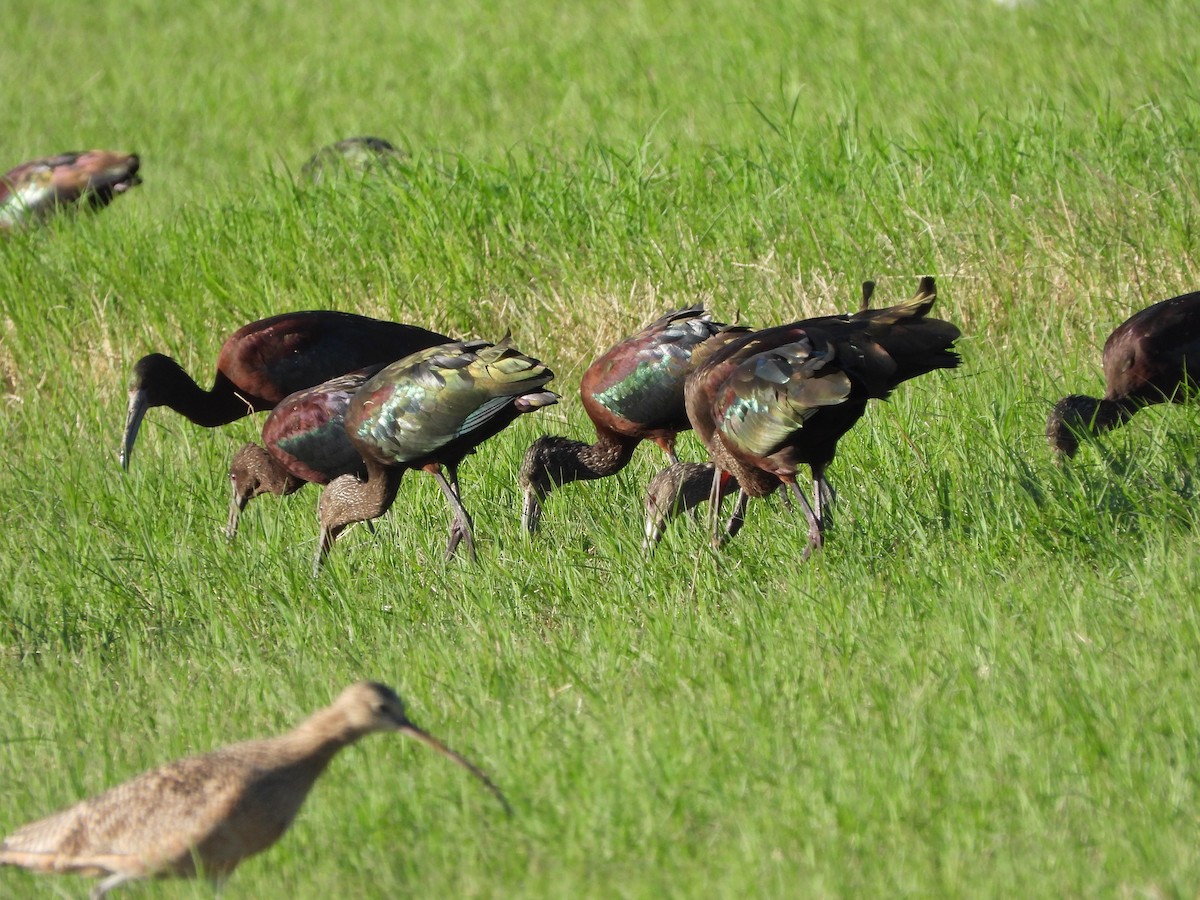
left=444, top=519, right=477, bottom=561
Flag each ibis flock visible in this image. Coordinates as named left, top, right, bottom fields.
left=3, top=142, right=1199, bottom=897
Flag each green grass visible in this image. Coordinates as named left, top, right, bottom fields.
left=3, top=0, right=1200, bottom=896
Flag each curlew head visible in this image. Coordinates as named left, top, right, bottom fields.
left=642, top=461, right=732, bottom=548
left=1046, top=394, right=1125, bottom=457
left=335, top=682, right=512, bottom=815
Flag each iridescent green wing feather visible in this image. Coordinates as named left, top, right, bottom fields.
left=713, top=339, right=852, bottom=458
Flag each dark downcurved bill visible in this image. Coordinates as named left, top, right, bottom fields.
left=399, top=721, right=513, bottom=817
left=121, top=389, right=149, bottom=469
left=520, top=488, right=542, bottom=534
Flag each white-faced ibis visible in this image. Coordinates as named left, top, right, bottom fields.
left=121, top=311, right=450, bottom=468
left=0, top=682, right=509, bottom=899
left=644, top=277, right=960, bottom=553
left=518, top=306, right=745, bottom=532
left=316, top=337, right=557, bottom=572
left=0, top=151, right=141, bottom=229
left=300, top=137, right=406, bottom=184
left=1047, top=289, right=1200, bottom=456
left=227, top=366, right=385, bottom=538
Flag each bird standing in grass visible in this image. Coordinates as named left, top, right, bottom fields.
left=0, top=151, right=141, bottom=229
left=519, top=305, right=744, bottom=533
left=644, top=278, right=960, bottom=553
left=121, top=311, right=450, bottom=468
left=1047, top=289, right=1200, bottom=456
left=0, top=682, right=509, bottom=899
left=300, top=136, right=406, bottom=183
left=316, top=337, right=557, bottom=571
left=227, top=366, right=385, bottom=538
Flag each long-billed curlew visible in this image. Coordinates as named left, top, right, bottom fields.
left=0, top=682, right=510, bottom=898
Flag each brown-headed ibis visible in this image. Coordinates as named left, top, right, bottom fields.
left=644, top=277, right=961, bottom=554
left=316, top=337, right=557, bottom=572
left=0, top=682, right=508, bottom=898
left=1047, top=289, right=1200, bottom=456
left=518, top=305, right=745, bottom=532
left=227, top=366, right=385, bottom=538
left=121, top=311, right=450, bottom=468
left=0, top=151, right=141, bottom=229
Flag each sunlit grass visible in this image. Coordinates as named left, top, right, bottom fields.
left=2, top=0, right=1200, bottom=896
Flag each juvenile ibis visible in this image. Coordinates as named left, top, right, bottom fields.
left=644, top=277, right=961, bottom=553
left=518, top=305, right=744, bottom=532
left=121, top=311, right=450, bottom=468
left=0, top=151, right=141, bottom=229
left=227, top=366, right=384, bottom=538
left=1047, top=289, right=1200, bottom=456
left=0, top=682, right=508, bottom=898
left=316, top=337, right=557, bottom=572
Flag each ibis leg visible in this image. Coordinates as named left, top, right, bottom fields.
left=706, top=466, right=728, bottom=549
left=433, top=466, right=476, bottom=561
left=812, top=463, right=835, bottom=528
left=785, top=479, right=823, bottom=559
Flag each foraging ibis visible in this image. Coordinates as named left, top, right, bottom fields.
left=316, top=337, right=557, bottom=572
left=645, top=277, right=961, bottom=553
left=227, top=366, right=385, bottom=538
left=1047, top=289, right=1200, bottom=456
left=121, top=311, right=449, bottom=468
left=300, top=137, right=406, bottom=184
left=518, top=305, right=745, bottom=532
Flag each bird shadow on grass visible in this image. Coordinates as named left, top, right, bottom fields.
left=1019, top=424, right=1200, bottom=560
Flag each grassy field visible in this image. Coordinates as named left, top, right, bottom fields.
left=3, top=0, right=1200, bottom=896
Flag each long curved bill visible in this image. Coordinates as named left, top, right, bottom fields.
left=121, top=388, right=149, bottom=469
left=520, top=487, right=542, bottom=534
left=642, top=505, right=667, bottom=550
left=399, top=721, right=513, bottom=817
left=227, top=485, right=249, bottom=540
left=313, top=525, right=335, bottom=577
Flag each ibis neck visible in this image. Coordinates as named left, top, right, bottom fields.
left=549, top=430, right=640, bottom=486
left=169, top=369, right=260, bottom=427
left=338, top=457, right=403, bottom=530
left=1096, top=396, right=1137, bottom=431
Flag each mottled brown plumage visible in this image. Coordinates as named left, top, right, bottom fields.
left=0, top=682, right=509, bottom=898
left=1047, top=290, right=1200, bottom=456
